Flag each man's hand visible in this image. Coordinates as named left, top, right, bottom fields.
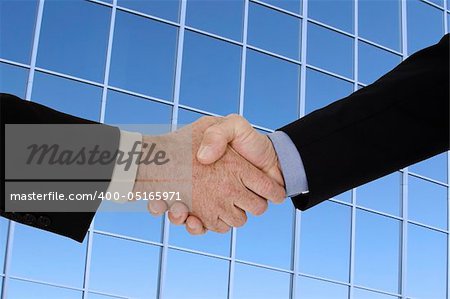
left=137, top=116, right=285, bottom=234
left=198, top=114, right=284, bottom=187
left=147, top=114, right=286, bottom=234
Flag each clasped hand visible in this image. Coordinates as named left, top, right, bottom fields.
left=133, top=115, right=286, bottom=235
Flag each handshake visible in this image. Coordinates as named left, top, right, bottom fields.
left=132, top=114, right=286, bottom=235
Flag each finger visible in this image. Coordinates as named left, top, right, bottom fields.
left=197, top=114, right=249, bottom=164
left=211, top=218, right=231, bottom=234
left=148, top=200, right=169, bottom=216
left=220, top=206, right=248, bottom=227
left=197, top=124, right=229, bottom=164
left=168, top=202, right=189, bottom=225
left=241, top=166, right=286, bottom=204
left=186, top=216, right=207, bottom=235
left=234, top=190, right=268, bottom=216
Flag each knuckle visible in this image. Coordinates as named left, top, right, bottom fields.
left=206, top=125, right=224, bottom=137
left=258, top=177, right=274, bottom=197
left=227, top=114, right=246, bottom=127
left=252, top=200, right=268, bottom=216
left=222, top=226, right=231, bottom=233
left=200, top=116, right=216, bottom=123
left=272, top=193, right=286, bottom=204
left=199, top=116, right=221, bottom=128
left=233, top=213, right=247, bottom=227
left=226, top=113, right=241, bottom=121
left=221, top=183, right=236, bottom=197
left=214, top=223, right=230, bottom=234
left=270, top=187, right=286, bottom=203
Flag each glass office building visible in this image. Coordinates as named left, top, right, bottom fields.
left=0, top=0, right=449, bottom=298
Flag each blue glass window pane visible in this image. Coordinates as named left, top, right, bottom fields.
left=259, top=0, right=301, bottom=14
left=177, top=108, right=205, bottom=124
left=0, top=0, right=37, bottom=64
left=307, top=23, right=354, bottom=78
left=0, top=63, right=28, bottom=98
left=95, top=212, right=163, bottom=243
left=10, top=223, right=86, bottom=288
left=236, top=202, right=294, bottom=269
left=355, top=210, right=401, bottom=293
left=110, top=11, right=178, bottom=101
left=186, top=0, right=244, bottom=41
left=0, top=218, right=7, bottom=274
left=299, top=201, right=351, bottom=282
left=358, top=42, right=402, bottom=85
left=353, top=289, right=399, bottom=299
left=333, top=190, right=352, bottom=203
left=409, top=176, right=447, bottom=230
left=7, top=279, right=82, bottom=299
left=356, top=172, right=402, bottom=216
left=169, top=225, right=231, bottom=257
left=407, top=224, right=447, bottom=299
left=165, top=250, right=229, bottom=299
left=234, top=263, right=291, bottom=299
left=359, top=0, right=401, bottom=51
left=90, top=234, right=160, bottom=298
left=244, top=50, right=299, bottom=129
left=410, top=152, right=448, bottom=183
left=248, top=2, right=301, bottom=60
left=88, top=294, right=120, bottom=299
left=297, top=276, right=349, bottom=299
left=31, top=72, right=102, bottom=121
left=104, top=90, right=172, bottom=125
left=180, top=31, right=241, bottom=115
left=37, top=1, right=110, bottom=82
left=407, top=0, right=444, bottom=55
left=0, top=278, right=2, bottom=297
left=427, top=0, right=444, bottom=7
left=305, top=68, right=353, bottom=114
left=308, top=0, right=353, bottom=33
left=118, top=0, right=180, bottom=22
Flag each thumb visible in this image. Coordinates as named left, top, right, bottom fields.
left=197, top=124, right=230, bottom=164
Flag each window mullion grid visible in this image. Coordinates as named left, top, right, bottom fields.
left=399, top=1, right=409, bottom=298
left=290, top=0, right=309, bottom=298
left=228, top=0, right=250, bottom=298
left=2, top=0, right=44, bottom=298
left=156, top=1, right=188, bottom=299
left=348, top=1, right=359, bottom=298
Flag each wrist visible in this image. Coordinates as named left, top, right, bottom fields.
left=132, top=131, right=193, bottom=209
left=132, top=135, right=169, bottom=194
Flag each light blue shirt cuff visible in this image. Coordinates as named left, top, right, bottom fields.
left=267, top=131, right=309, bottom=197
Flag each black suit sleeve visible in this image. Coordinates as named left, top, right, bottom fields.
left=0, top=93, right=120, bottom=242
left=280, top=34, right=450, bottom=211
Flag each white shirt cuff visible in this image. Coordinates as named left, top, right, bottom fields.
left=106, top=130, right=142, bottom=201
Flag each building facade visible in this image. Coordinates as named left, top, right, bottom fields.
left=0, top=0, right=449, bottom=298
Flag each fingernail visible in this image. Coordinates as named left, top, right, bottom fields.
left=187, top=220, right=195, bottom=229
left=171, top=211, right=182, bottom=219
left=149, top=203, right=161, bottom=214
left=197, top=145, right=210, bottom=160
